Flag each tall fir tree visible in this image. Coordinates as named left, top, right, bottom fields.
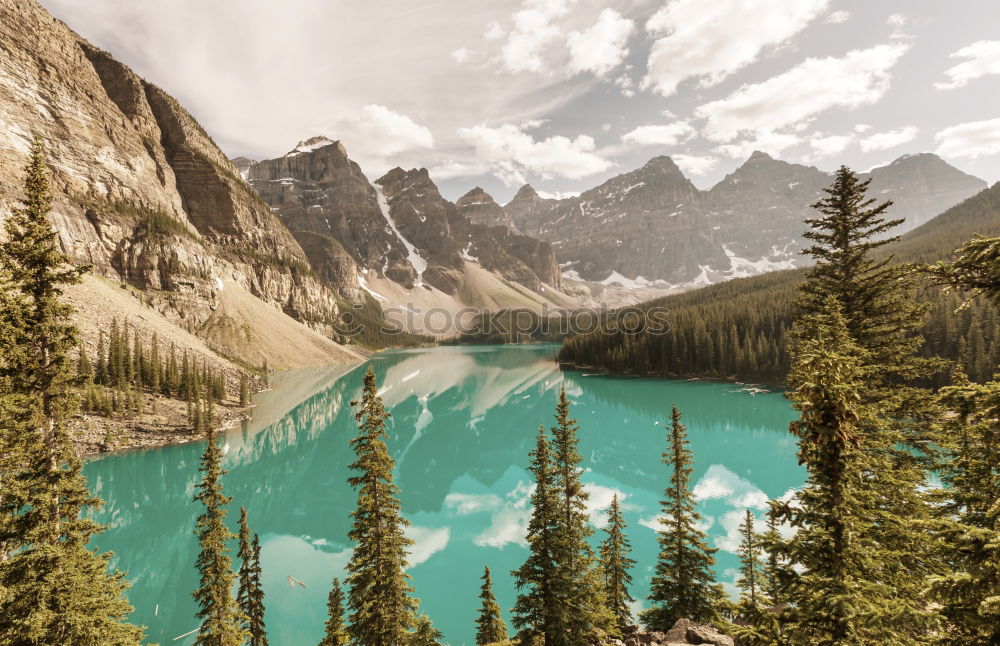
left=345, top=366, right=416, bottom=646
left=599, top=494, right=635, bottom=632
left=641, top=405, right=724, bottom=630
left=512, top=426, right=560, bottom=644
left=549, top=389, right=614, bottom=642
left=788, top=168, right=943, bottom=642
left=237, top=507, right=268, bottom=646
left=192, top=429, right=247, bottom=645
left=0, top=136, right=144, bottom=644
left=409, top=614, right=445, bottom=646
left=779, top=298, right=939, bottom=644
left=730, top=510, right=778, bottom=646
left=476, top=565, right=509, bottom=645
left=320, top=578, right=349, bottom=646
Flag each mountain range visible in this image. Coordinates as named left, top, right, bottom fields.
left=0, top=0, right=989, bottom=355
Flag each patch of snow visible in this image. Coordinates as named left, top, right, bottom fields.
left=285, top=137, right=337, bottom=156
left=357, top=275, right=388, bottom=303
left=214, top=277, right=224, bottom=291
left=461, top=242, right=479, bottom=263
left=374, top=184, right=427, bottom=287
left=721, top=243, right=798, bottom=278
left=788, top=181, right=801, bottom=189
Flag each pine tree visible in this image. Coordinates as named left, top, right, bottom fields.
left=729, top=510, right=779, bottom=646
left=192, top=429, right=247, bottom=645
left=0, top=136, right=144, bottom=644
left=779, top=298, right=940, bottom=644
left=77, top=345, right=93, bottom=382
left=476, top=566, right=509, bottom=645
left=513, top=426, right=560, bottom=644
left=409, top=614, right=445, bottom=646
left=599, top=494, right=635, bottom=631
left=95, top=329, right=107, bottom=384
left=237, top=508, right=268, bottom=646
left=549, top=389, right=614, bottom=642
left=641, top=405, right=724, bottom=630
left=240, top=372, right=250, bottom=407
left=320, top=578, right=349, bottom=646
left=345, top=366, right=416, bottom=646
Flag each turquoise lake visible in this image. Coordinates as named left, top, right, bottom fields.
left=83, top=344, right=803, bottom=645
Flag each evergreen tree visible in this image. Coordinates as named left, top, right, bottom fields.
left=736, top=510, right=763, bottom=607
left=345, top=366, right=416, bottom=646
left=779, top=298, right=940, bottom=644
left=549, top=389, right=614, bottom=642
left=925, top=234, right=1000, bottom=306
left=476, top=566, right=509, bottom=645
left=320, top=578, right=349, bottom=646
left=730, top=510, right=778, bottom=646
left=240, top=373, right=250, bottom=407
left=0, top=136, right=144, bottom=644
left=641, top=405, right=724, bottom=630
left=512, top=426, right=559, bottom=644
left=409, top=614, right=445, bottom=646
left=599, top=494, right=635, bottom=631
left=192, top=429, right=247, bottom=645
left=237, top=508, right=267, bottom=646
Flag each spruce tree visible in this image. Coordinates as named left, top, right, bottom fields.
left=409, top=614, right=445, bottom=646
left=240, top=373, right=250, bottom=407
left=780, top=298, right=939, bottom=644
left=730, top=510, right=778, bottom=646
left=476, top=565, right=509, bottom=645
left=345, top=366, right=416, bottom=646
left=549, top=389, right=614, bottom=642
left=513, top=426, right=559, bottom=644
left=192, top=429, right=247, bottom=645
left=320, top=578, right=349, bottom=646
left=0, top=136, right=144, bottom=644
left=599, top=494, right=635, bottom=631
left=237, top=508, right=268, bottom=646
left=641, top=405, right=724, bottom=630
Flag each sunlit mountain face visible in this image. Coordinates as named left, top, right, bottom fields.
left=85, top=345, right=802, bottom=645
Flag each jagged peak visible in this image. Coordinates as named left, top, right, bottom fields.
left=457, top=186, right=497, bottom=206
left=284, top=136, right=343, bottom=157
left=747, top=150, right=773, bottom=161
left=512, top=184, right=539, bottom=200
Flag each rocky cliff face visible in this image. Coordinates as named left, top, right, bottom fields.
left=244, top=140, right=562, bottom=297
left=504, top=151, right=987, bottom=286
left=0, top=0, right=340, bottom=341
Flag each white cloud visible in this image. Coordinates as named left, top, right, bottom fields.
left=642, top=0, right=829, bottom=96
left=934, top=118, right=1000, bottom=159
left=697, top=43, right=910, bottom=142
left=332, top=104, right=434, bottom=158
left=567, top=9, right=634, bottom=77
left=583, top=483, right=627, bottom=528
left=500, top=0, right=574, bottom=73
left=458, top=122, right=610, bottom=186
left=444, top=492, right=502, bottom=515
left=484, top=20, right=506, bottom=40
left=715, top=132, right=803, bottom=160
left=935, top=40, right=1000, bottom=90
left=715, top=509, right=769, bottom=553
left=810, top=133, right=855, bottom=156
left=854, top=123, right=873, bottom=133
left=536, top=189, right=581, bottom=200
left=672, top=154, right=718, bottom=176
left=825, top=10, right=850, bottom=24
left=859, top=125, right=919, bottom=152
left=621, top=121, right=696, bottom=146
left=451, top=47, right=472, bottom=64
left=404, top=525, right=450, bottom=567
left=427, top=160, right=488, bottom=181
left=472, top=481, right=534, bottom=548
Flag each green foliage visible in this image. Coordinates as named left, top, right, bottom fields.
left=346, top=366, right=417, bottom=646
left=512, top=426, right=559, bottom=643
left=641, top=405, right=725, bottom=630
left=476, top=566, right=510, bottom=646
left=925, top=234, right=1000, bottom=307
left=0, top=136, right=144, bottom=644
left=599, top=494, right=635, bottom=631
left=334, top=294, right=431, bottom=350
left=320, top=578, right=349, bottom=646
left=237, top=508, right=268, bottom=646
left=192, top=429, right=247, bottom=645
left=409, top=614, right=445, bottom=646
left=559, top=182, right=1000, bottom=385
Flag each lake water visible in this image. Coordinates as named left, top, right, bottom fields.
left=83, top=344, right=803, bottom=645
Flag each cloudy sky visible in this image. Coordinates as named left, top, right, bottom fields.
left=42, top=0, right=1000, bottom=202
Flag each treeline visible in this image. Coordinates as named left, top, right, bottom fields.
left=76, top=317, right=248, bottom=423
left=560, top=180, right=1000, bottom=384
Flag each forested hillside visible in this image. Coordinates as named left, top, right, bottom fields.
left=559, top=181, right=1000, bottom=384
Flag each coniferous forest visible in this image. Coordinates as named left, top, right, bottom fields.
left=2, top=137, right=1000, bottom=645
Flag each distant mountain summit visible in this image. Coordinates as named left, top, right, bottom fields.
left=501, top=150, right=986, bottom=286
